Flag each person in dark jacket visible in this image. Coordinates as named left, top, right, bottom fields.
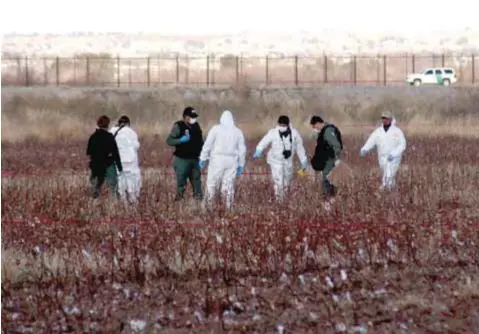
left=86, top=115, right=123, bottom=198
left=166, top=106, right=204, bottom=201
left=310, top=115, right=343, bottom=197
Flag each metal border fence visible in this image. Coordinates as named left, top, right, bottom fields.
left=1, top=53, right=477, bottom=87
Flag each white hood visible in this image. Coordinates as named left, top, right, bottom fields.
left=199, top=110, right=246, bottom=167
left=220, top=110, right=235, bottom=127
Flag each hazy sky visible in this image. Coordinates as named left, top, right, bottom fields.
left=1, top=0, right=478, bottom=35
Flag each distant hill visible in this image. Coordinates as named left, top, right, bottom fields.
left=2, top=29, right=479, bottom=57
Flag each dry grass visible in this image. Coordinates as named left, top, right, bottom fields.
left=2, top=86, right=479, bottom=143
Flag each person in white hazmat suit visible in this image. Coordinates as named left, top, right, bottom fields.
left=253, top=115, right=308, bottom=200
left=360, top=111, right=407, bottom=190
left=198, top=110, right=246, bottom=209
left=109, top=115, right=142, bottom=203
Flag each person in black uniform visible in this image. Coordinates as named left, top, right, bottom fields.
left=310, top=115, right=343, bottom=197
left=86, top=115, right=123, bottom=198
left=166, top=107, right=204, bottom=201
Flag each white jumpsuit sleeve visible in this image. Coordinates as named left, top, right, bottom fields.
left=199, top=125, right=218, bottom=161
left=256, top=130, right=274, bottom=153
left=293, top=130, right=308, bottom=165
left=237, top=130, right=247, bottom=168
left=391, top=128, right=407, bottom=158
left=361, top=128, right=379, bottom=153
left=130, top=130, right=140, bottom=150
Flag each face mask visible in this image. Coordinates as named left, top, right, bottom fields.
left=313, top=128, right=321, bottom=133
left=278, top=126, right=288, bottom=132
left=189, top=118, right=197, bottom=125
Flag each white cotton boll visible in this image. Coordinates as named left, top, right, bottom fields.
left=345, top=291, right=353, bottom=303
left=298, top=275, right=306, bottom=285
left=336, top=323, right=347, bottom=332
left=280, top=273, right=289, bottom=283
left=277, top=324, right=285, bottom=334
left=129, top=319, right=146, bottom=332
left=194, top=310, right=204, bottom=323
left=326, top=276, right=334, bottom=288
left=82, top=249, right=91, bottom=259
left=340, top=269, right=348, bottom=281
left=352, top=325, right=368, bottom=333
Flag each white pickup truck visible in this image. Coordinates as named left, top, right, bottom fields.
left=406, top=67, right=458, bottom=86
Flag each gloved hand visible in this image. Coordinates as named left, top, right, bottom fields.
left=199, top=160, right=206, bottom=169
left=387, top=154, right=395, bottom=162
left=334, top=159, right=341, bottom=167
left=360, top=149, right=366, bottom=157
left=301, top=161, right=308, bottom=170
left=179, top=134, right=190, bottom=143
left=236, top=166, right=244, bottom=176
left=252, top=149, right=262, bottom=159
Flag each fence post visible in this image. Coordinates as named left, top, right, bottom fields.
left=157, top=56, right=161, bottom=84
left=376, top=54, right=380, bottom=85
left=211, top=54, right=216, bottom=86
left=185, top=55, right=189, bottom=85
left=294, top=55, right=298, bottom=86
left=146, top=57, right=151, bottom=86
left=235, top=56, right=239, bottom=85
left=56, top=57, right=60, bottom=85
left=116, top=56, right=121, bottom=87
left=383, top=55, right=387, bottom=85
left=86, top=56, right=90, bottom=85
left=441, top=53, right=445, bottom=67
left=206, top=55, right=210, bottom=87
left=43, top=58, right=48, bottom=85
left=175, top=54, right=180, bottom=84
left=324, top=55, right=328, bottom=83
left=128, top=59, right=132, bottom=87
left=24, top=56, right=30, bottom=86
left=412, top=54, right=415, bottom=73
left=353, top=55, right=357, bottom=85
left=265, top=55, right=269, bottom=85
left=473, top=54, right=476, bottom=85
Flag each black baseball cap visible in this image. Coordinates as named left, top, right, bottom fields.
left=183, top=106, right=198, bottom=118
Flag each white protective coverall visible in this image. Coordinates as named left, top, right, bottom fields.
left=360, top=118, right=407, bottom=189
left=199, top=110, right=246, bottom=208
left=109, top=125, right=142, bottom=202
left=255, top=126, right=308, bottom=200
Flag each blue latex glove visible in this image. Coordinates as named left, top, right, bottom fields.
left=199, top=160, right=206, bottom=169
left=387, top=154, right=395, bottom=162
left=253, top=149, right=262, bottom=159
left=360, top=149, right=366, bottom=157
left=301, top=161, right=308, bottom=170
left=236, top=166, right=244, bottom=176
left=179, top=134, right=190, bottom=143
